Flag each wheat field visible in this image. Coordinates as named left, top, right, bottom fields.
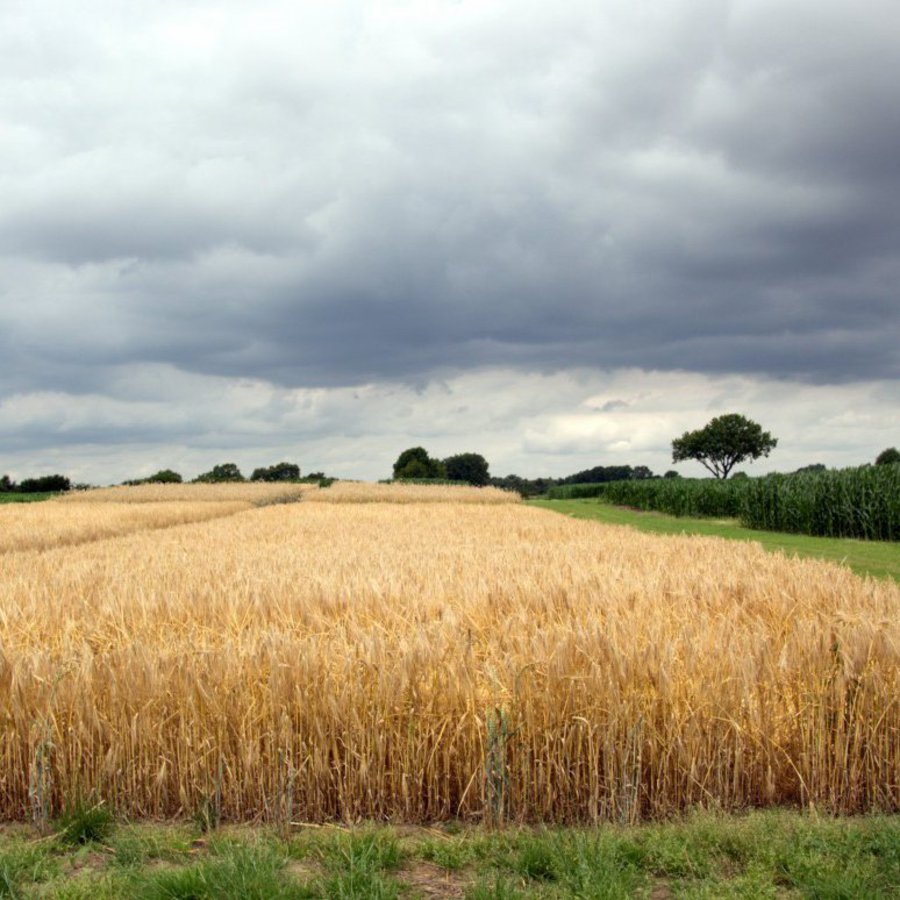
left=0, top=501, right=252, bottom=554
left=0, top=493, right=897, bottom=824
left=57, top=482, right=317, bottom=505
left=304, top=482, right=519, bottom=503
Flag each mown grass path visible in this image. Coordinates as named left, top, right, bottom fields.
left=531, top=498, right=900, bottom=582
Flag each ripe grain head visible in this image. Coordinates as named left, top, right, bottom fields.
left=58, top=483, right=315, bottom=505
left=0, top=501, right=896, bottom=823
left=304, top=482, right=519, bottom=503
left=0, top=501, right=251, bottom=554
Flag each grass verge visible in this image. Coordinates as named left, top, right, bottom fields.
left=0, top=492, right=58, bottom=504
left=0, top=811, right=896, bottom=897
left=531, top=498, right=900, bottom=581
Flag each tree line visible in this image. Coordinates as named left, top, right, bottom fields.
left=392, top=416, right=898, bottom=497
left=2, top=412, right=897, bottom=496
left=125, top=462, right=333, bottom=485
left=0, top=473, right=72, bottom=493
left=0, top=462, right=334, bottom=492
left=390, top=447, right=677, bottom=495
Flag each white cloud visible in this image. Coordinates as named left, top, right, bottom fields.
left=1, top=366, right=896, bottom=484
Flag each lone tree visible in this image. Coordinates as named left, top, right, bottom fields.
left=392, top=447, right=446, bottom=480
left=875, top=447, right=900, bottom=465
left=672, top=413, right=777, bottom=479
left=443, top=452, right=490, bottom=486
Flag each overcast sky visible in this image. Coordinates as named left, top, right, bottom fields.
left=2, top=0, right=898, bottom=484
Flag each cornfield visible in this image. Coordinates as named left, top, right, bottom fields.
left=0, top=492, right=897, bottom=825
left=742, top=464, right=900, bottom=541
left=549, top=478, right=750, bottom=517
left=553, top=465, right=900, bottom=541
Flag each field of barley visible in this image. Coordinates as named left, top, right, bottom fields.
left=0, top=484, right=897, bottom=825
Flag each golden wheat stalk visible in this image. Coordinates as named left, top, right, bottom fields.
left=0, top=501, right=896, bottom=822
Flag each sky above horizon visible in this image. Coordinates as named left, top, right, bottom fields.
left=2, top=0, right=898, bottom=484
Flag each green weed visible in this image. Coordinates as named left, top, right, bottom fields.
left=55, top=795, right=115, bottom=846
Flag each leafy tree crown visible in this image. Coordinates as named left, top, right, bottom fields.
left=671, top=413, right=777, bottom=479
left=251, top=462, right=301, bottom=482
left=146, top=469, right=182, bottom=483
left=193, top=463, right=245, bottom=483
left=443, top=452, right=490, bottom=486
left=392, top=447, right=446, bottom=480
left=17, top=474, right=71, bottom=493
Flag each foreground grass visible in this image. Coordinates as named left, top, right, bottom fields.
left=532, top=498, right=900, bottom=581
left=0, top=811, right=897, bottom=898
left=0, top=492, right=57, bottom=504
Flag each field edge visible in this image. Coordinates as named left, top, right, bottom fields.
left=530, top=498, right=900, bottom=582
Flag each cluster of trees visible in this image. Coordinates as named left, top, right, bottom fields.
left=389, top=416, right=781, bottom=495
left=390, top=449, right=682, bottom=496
left=124, top=469, right=183, bottom=485
left=194, top=462, right=329, bottom=483
left=490, top=467, right=667, bottom=498
left=125, top=462, right=330, bottom=485
left=193, top=463, right=246, bottom=483
left=250, top=462, right=302, bottom=482
left=392, top=448, right=491, bottom=486
left=4, top=418, right=895, bottom=498
left=0, top=474, right=71, bottom=493
left=113, top=436, right=900, bottom=494
left=389, top=416, right=783, bottom=496
left=558, top=464, right=660, bottom=483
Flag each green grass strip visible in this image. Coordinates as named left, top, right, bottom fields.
left=0, top=811, right=897, bottom=898
left=531, top=498, right=900, bottom=582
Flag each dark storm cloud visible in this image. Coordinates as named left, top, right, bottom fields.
left=1, top=0, right=898, bottom=400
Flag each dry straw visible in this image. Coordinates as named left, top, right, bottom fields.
left=0, top=501, right=896, bottom=824
left=303, top=482, right=519, bottom=503
left=58, top=482, right=315, bottom=505
left=0, top=501, right=251, bottom=554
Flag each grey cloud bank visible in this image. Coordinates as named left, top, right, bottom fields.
left=1, top=367, right=896, bottom=485
left=1, top=0, right=898, bottom=479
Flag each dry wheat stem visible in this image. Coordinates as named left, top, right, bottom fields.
left=0, top=496, right=896, bottom=823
